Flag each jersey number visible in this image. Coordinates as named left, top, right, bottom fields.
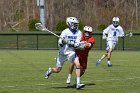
left=113, top=31, right=117, bottom=36
left=70, top=40, right=76, bottom=43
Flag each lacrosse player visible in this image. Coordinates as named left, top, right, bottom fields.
left=45, top=17, right=85, bottom=89
left=66, top=26, right=95, bottom=84
left=96, top=17, right=124, bottom=67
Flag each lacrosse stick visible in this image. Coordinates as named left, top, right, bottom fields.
left=125, top=32, right=133, bottom=37
left=35, top=23, right=61, bottom=38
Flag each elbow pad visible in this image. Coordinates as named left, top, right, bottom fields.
left=58, top=39, right=64, bottom=47
left=102, top=33, right=107, bottom=39
left=58, top=38, right=63, bottom=45
left=102, top=35, right=107, bottom=39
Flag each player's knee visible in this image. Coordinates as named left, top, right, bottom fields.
left=55, top=67, right=61, bottom=73
left=74, top=61, right=80, bottom=68
left=75, top=64, right=80, bottom=68
left=109, top=48, right=113, bottom=52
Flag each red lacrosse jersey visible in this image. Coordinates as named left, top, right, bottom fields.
left=75, top=33, right=95, bottom=69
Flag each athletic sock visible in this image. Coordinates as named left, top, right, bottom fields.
left=68, top=74, right=71, bottom=79
left=101, top=54, right=106, bottom=60
left=107, top=61, right=111, bottom=65
left=76, top=77, right=80, bottom=84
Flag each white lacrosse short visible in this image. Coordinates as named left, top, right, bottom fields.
left=55, top=51, right=77, bottom=67
left=106, top=40, right=117, bottom=51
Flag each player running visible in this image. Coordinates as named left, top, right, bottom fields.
left=44, top=17, right=85, bottom=89
left=96, top=17, right=124, bottom=67
left=66, top=26, right=95, bottom=84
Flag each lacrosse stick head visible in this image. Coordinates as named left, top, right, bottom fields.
left=129, top=32, right=133, bottom=37
left=125, top=32, right=133, bottom=37
left=35, top=23, right=46, bottom=31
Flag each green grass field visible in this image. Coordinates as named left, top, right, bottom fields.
left=0, top=50, right=140, bottom=93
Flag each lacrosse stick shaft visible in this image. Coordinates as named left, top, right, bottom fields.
left=35, top=23, right=61, bottom=38
left=44, top=28, right=61, bottom=38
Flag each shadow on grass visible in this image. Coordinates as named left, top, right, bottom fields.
left=52, top=83, right=96, bottom=89
left=85, top=82, right=96, bottom=86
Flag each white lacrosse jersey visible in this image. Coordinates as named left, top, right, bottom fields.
left=58, top=28, right=82, bottom=55
left=103, top=24, right=124, bottom=42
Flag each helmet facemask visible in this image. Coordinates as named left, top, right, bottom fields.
left=70, top=22, right=79, bottom=30
left=83, top=26, right=93, bottom=37
left=113, top=21, right=119, bottom=28
left=84, top=31, right=92, bottom=37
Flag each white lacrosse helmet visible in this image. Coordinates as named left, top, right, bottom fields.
left=112, top=17, right=119, bottom=27
left=83, top=26, right=93, bottom=36
left=66, top=17, right=79, bottom=31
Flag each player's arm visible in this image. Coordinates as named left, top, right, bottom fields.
left=85, top=42, right=92, bottom=48
left=85, top=37, right=95, bottom=49
left=73, top=31, right=82, bottom=48
left=102, top=26, right=110, bottom=39
left=77, top=41, right=92, bottom=49
left=102, top=29, right=108, bottom=39
left=58, top=31, right=68, bottom=47
left=77, top=37, right=94, bottom=49
left=102, top=31, right=108, bottom=39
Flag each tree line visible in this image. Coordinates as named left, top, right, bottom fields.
left=0, top=0, right=139, bottom=32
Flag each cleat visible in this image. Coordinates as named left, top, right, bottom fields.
left=108, top=64, right=112, bottom=67
left=66, top=78, right=71, bottom=84
left=96, top=60, right=100, bottom=66
left=76, top=83, right=85, bottom=89
left=45, top=67, right=52, bottom=79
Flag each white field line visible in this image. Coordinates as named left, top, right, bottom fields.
left=7, top=86, right=15, bottom=88
left=1, top=76, right=140, bottom=89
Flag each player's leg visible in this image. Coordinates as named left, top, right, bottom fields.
left=96, top=42, right=109, bottom=66
left=106, top=41, right=116, bottom=67
left=45, top=54, right=66, bottom=79
left=66, top=55, right=87, bottom=83
left=73, top=57, right=85, bottom=89
left=79, top=57, right=87, bottom=77
left=101, top=53, right=108, bottom=60
left=80, top=68, right=85, bottom=77
left=45, top=67, right=62, bottom=79
left=67, top=52, right=85, bottom=89
left=66, top=62, right=74, bottom=84
left=66, top=65, right=85, bottom=84
left=96, top=53, right=107, bottom=66
left=106, top=48, right=113, bottom=67
left=96, top=42, right=110, bottom=66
